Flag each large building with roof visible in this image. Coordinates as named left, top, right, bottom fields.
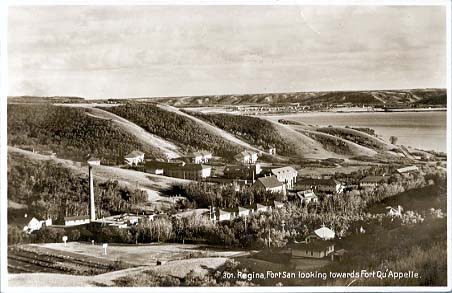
left=271, top=166, right=298, bottom=189
left=251, top=175, right=285, bottom=193
left=145, top=160, right=211, bottom=180
left=298, top=178, right=343, bottom=194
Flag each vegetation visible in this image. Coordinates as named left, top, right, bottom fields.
left=317, top=127, right=386, bottom=150
left=188, top=111, right=294, bottom=155
left=114, top=259, right=254, bottom=287
left=171, top=182, right=286, bottom=209
left=8, top=104, right=160, bottom=164
left=156, top=89, right=446, bottom=108
left=300, top=130, right=352, bottom=155
left=8, top=245, right=129, bottom=275
left=104, top=103, right=241, bottom=157
left=8, top=151, right=147, bottom=228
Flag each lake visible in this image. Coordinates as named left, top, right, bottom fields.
left=267, top=111, right=447, bottom=153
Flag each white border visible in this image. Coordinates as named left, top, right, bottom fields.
left=1, top=1, right=451, bottom=292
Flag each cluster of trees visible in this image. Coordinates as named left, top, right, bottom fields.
left=301, top=130, right=352, bottom=155
left=317, top=127, right=385, bottom=150
left=173, top=182, right=286, bottom=209
left=8, top=152, right=147, bottom=223
left=114, top=259, right=254, bottom=287
left=164, top=166, right=445, bottom=248
left=188, top=112, right=294, bottom=155
left=105, top=103, right=241, bottom=157
left=7, top=104, right=160, bottom=164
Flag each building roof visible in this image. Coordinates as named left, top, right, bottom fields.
left=88, top=157, right=100, bottom=162
left=218, top=209, right=232, bottom=216
left=255, top=203, right=268, bottom=210
left=146, top=160, right=181, bottom=170
left=238, top=207, right=250, bottom=212
left=234, top=150, right=258, bottom=159
left=291, top=241, right=334, bottom=252
left=255, top=176, right=283, bottom=189
left=271, top=166, right=298, bottom=176
left=146, top=161, right=210, bottom=171
left=188, top=151, right=203, bottom=158
left=397, top=166, right=419, bottom=174
left=64, top=215, right=90, bottom=221
left=360, top=176, right=389, bottom=183
left=125, top=150, right=145, bottom=158
left=297, top=190, right=317, bottom=199
left=183, top=164, right=211, bottom=171
left=314, top=226, right=335, bottom=239
left=300, top=178, right=340, bottom=187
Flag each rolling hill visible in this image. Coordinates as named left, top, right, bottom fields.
left=151, top=88, right=446, bottom=107
left=7, top=104, right=163, bottom=164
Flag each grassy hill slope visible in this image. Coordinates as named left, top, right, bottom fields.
left=103, top=103, right=243, bottom=158
left=8, top=104, right=162, bottom=164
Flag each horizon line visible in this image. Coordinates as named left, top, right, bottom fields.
left=7, top=87, right=447, bottom=100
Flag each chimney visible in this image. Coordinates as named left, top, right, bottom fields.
left=89, top=165, right=96, bottom=221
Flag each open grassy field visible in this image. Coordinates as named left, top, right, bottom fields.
left=8, top=242, right=251, bottom=287
left=29, top=242, right=248, bottom=266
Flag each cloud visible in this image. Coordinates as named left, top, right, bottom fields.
left=8, top=5, right=447, bottom=98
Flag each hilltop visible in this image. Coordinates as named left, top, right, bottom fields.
left=152, top=88, right=446, bottom=108
left=8, top=88, right=446, bottom=108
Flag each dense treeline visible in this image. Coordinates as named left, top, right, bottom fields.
left=317, top=127, right=385, bottom=150
left=8, top=152, right=147, bottom=223
left=188, top=112, right=294, bottom=155
left=105, top=103, right=241, bottom=157
left=8, top=104, right=160, bottom=164
left=172, top=182, right=286, bottom=209
left=301, top=130, right=352, bottom=155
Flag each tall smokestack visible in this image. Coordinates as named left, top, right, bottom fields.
left=89, top=165, right=96, bottom=221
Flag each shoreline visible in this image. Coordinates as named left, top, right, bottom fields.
left=259, top=108, right=447, bottom=117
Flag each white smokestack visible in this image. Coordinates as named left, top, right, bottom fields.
left=89, top=165, right=96, bottom=221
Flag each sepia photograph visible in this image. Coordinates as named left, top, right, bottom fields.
left=2, top=1, right=450, bottom=291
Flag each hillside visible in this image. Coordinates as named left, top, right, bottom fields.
left=316, top=127, right=396, bottom=151
left=102, top=103, right=244, bottom=158
left=8, top=147, right=190, bottom=212
left=187, top=111, right=295, bottom=156
left=152, top=88, right=446, bottom=107
left=7, top=149, right=148, bottom=223
left=8, top=104, right=163, bottom=164
left=83, top=107, right=182, bottom=159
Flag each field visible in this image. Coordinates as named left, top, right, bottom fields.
left=8, top=242, right=251, bottom=287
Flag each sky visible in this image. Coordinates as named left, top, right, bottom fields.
left=8, top=5, right=447, bottom=99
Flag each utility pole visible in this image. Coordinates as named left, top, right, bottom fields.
left=268, top=228, right=271, bottom=248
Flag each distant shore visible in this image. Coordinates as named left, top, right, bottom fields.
left=334, top=107, right=447, bottom=113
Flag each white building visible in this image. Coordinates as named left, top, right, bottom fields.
left=23, top=217, right=52, bottom=234
left=237, top=207, right=251, bottom=218
left=64, top=215, right=90, bottom=226
left=271, top=166, right=298, bottom=189
left=218, top=209, right=232, bottom=222
left=306, top=225, right=335, bottom=242
left=188, top=151, right=212, bottom=164
left=297, top=190, right=318, bottom=204
left=234, top=150, right=258, bottom=164
left=124, top=150, right=145, bottom=166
